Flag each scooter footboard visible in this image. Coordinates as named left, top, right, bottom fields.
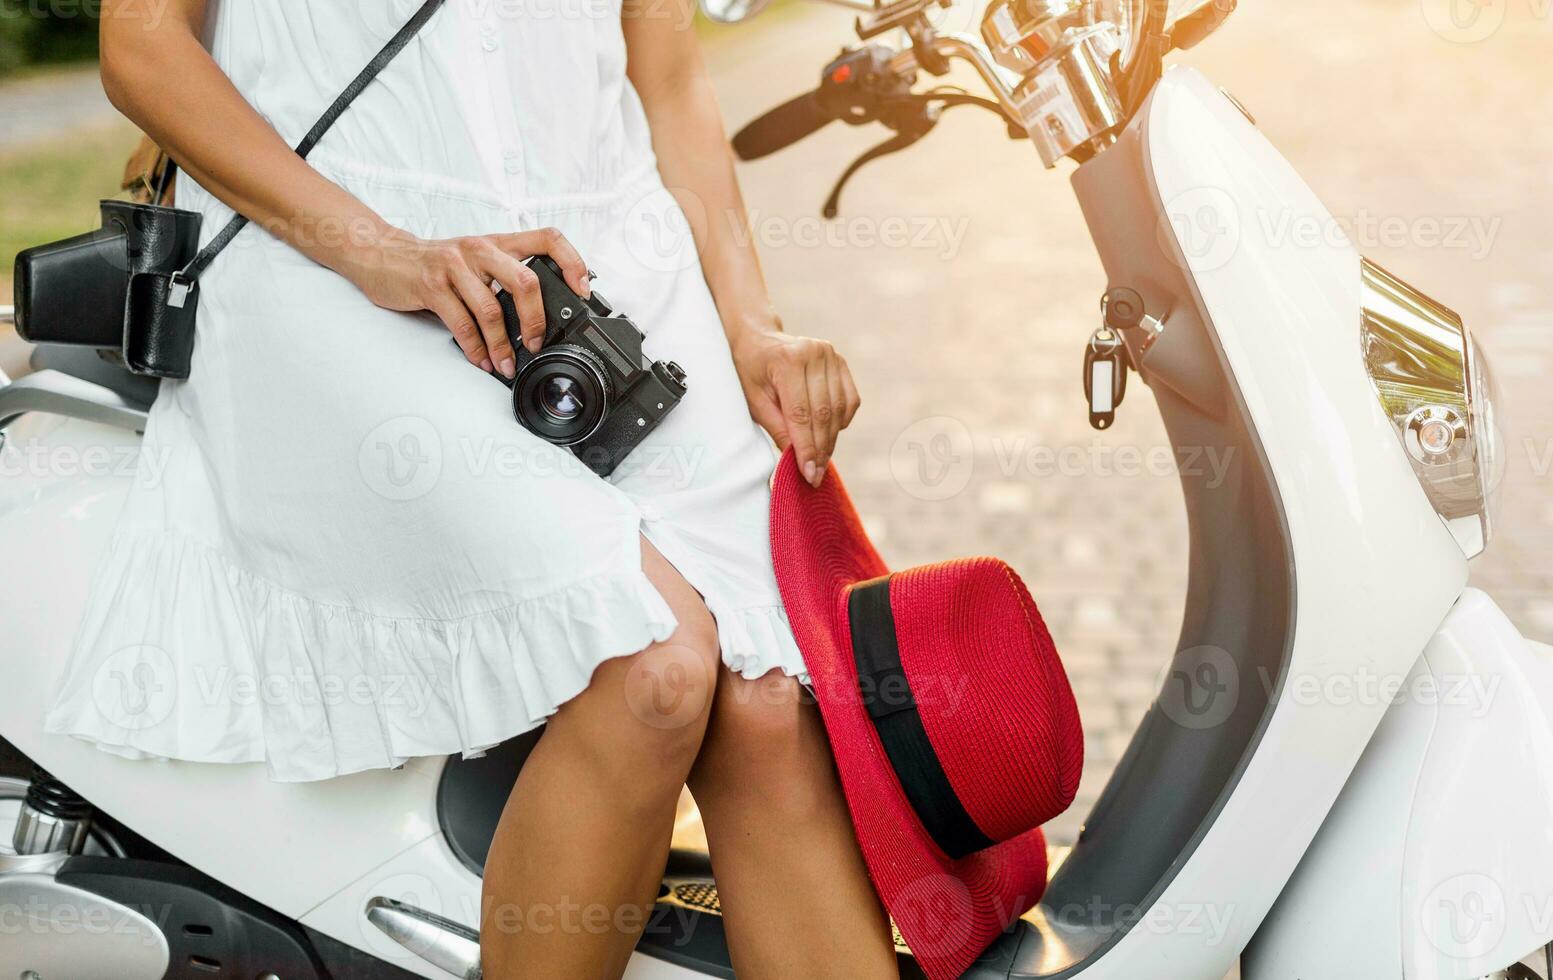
left=1245, top=589, right=1553, bottom=979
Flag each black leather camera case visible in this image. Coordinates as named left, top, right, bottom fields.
left=11, top=0, right=446, bottom=382
left=14, top=200, right=203, bottom=376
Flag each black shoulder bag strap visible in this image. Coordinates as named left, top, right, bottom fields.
left=165, top=0, right=447, bottom=305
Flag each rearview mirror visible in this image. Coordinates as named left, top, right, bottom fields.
left=698, top=0, right=775, bottom=24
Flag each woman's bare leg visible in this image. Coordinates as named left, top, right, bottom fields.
left=688, top=670, right=899, bottom=979
left=481, top=541, right=720, bottom=980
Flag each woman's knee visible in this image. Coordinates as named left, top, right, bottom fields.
left=544, top=538, right=723, bottom=796
left=559, top=604, right=721, bottom=790
left=617, top=629, right=721, bottom=759
left=692, top=671, right=837, bottom=815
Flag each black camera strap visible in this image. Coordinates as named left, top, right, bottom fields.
left=165, top=0, right=447, bottom=306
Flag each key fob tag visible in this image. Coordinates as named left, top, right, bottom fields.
left=1083, top=328, right=1128, bottom=430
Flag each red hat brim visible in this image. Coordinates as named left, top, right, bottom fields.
left=769, top=450, right=1050, bottom=980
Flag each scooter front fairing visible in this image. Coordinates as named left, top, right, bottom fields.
left=1248, top=589, right=1553, bottom=980
left=956, top=66, right=1471, bottom=979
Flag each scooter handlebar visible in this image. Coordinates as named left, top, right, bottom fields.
left=731, top=90, right=834, bottom=161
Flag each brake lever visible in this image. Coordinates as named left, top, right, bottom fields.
left=821, top=92, right=1020, bottom=218
left=826, top=130, right=919, bottom=218
left=826, top=102, right=931, bottom=218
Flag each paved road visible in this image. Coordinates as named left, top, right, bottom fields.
left=702, top=0, right=1553, bottom=847
left=0, top=67, right=115, bottom=148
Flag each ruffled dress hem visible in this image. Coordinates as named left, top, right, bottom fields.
left=43, top=530, right=805, bottom=783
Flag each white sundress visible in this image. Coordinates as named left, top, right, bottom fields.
left=43, top=0, right=805, bottom=782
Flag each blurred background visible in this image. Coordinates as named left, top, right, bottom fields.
left=2, top=0, right=1550, bottom=853
left=0, top=0, right=97, bottom=73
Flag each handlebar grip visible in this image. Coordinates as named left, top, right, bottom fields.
left=731, top=91, right=833, bottom=161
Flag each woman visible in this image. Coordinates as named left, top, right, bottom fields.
left=44, top=0, right=898, bottom=976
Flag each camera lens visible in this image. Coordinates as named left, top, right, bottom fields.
left=512, top=347, right=611, bottom=446
left=540, top=375, right=585, bottom=423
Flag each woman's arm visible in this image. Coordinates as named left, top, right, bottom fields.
left=623, top=0, right=860, bottom=487
left=98, top=0, right=591, bottom=377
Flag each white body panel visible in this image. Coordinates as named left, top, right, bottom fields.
left=1247, top=590, right=1553, bottom=979
left=1063, top=68, right=1468, bottom=977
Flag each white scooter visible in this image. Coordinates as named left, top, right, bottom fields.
left=2, top=1, right=1550, bottom=978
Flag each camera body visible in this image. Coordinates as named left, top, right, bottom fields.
left=497, top=256, right=687, bottom=477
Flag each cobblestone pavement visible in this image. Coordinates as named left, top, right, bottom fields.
left=702, top=0, right=1553, bottom=847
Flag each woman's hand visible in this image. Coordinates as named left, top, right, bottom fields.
left=350, top=227, right=593, bottom=378
left=731, top=325, right=861, bottom=488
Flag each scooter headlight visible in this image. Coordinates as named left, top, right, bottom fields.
left=1360, top=259, right=1501, bottom=558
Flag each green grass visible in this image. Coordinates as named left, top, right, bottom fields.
left=0, top=118, right=139, bottom=301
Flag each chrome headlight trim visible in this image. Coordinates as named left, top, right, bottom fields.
left=1360, top=259, right=1498, bottom=556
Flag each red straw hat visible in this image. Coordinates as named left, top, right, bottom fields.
left=769, top=449, right=1083, bottom=980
